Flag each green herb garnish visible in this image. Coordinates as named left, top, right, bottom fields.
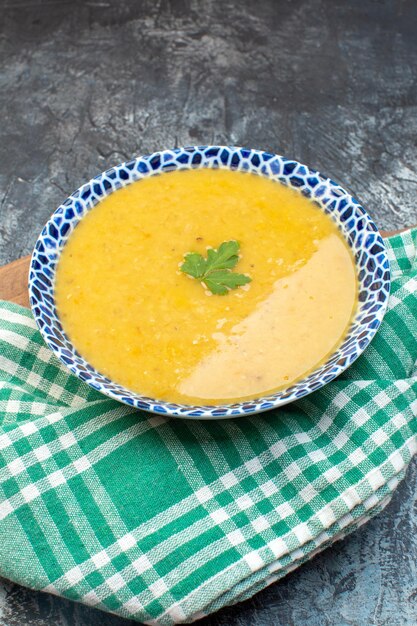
left=180, top=240, right=252, bottom=295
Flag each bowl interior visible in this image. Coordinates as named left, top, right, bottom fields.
left=29, top=146, right=390, bottom=418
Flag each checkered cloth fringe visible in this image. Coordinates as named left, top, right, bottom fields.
left=1, top=229, right=417, bottom=625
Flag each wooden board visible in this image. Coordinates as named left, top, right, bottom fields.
left=0, top=229, right=407, bottom=308
left=1, top=255, right=33, bottom=308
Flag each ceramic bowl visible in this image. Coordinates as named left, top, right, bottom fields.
left=29, top=146, right=390, bottom=418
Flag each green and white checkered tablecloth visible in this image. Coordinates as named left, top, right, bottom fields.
left=1, top=229, right=417, bottom=625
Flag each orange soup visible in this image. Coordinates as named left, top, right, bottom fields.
left=55, top=168, right=357, bottom=404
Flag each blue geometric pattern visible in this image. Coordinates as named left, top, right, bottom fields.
left=29, top=146, right=391, bottom=418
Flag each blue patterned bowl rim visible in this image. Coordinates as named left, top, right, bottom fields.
left=29, top=146, right=391, bottom=419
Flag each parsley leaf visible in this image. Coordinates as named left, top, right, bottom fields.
left=179, top=252, right=207, bottom=279
left=180, top=240, right=252, bottom=295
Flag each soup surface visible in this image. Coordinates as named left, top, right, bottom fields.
left=55, top=168, right=357, bottom=405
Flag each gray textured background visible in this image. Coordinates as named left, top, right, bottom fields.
left=1, top=0, right=417, bottom=624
